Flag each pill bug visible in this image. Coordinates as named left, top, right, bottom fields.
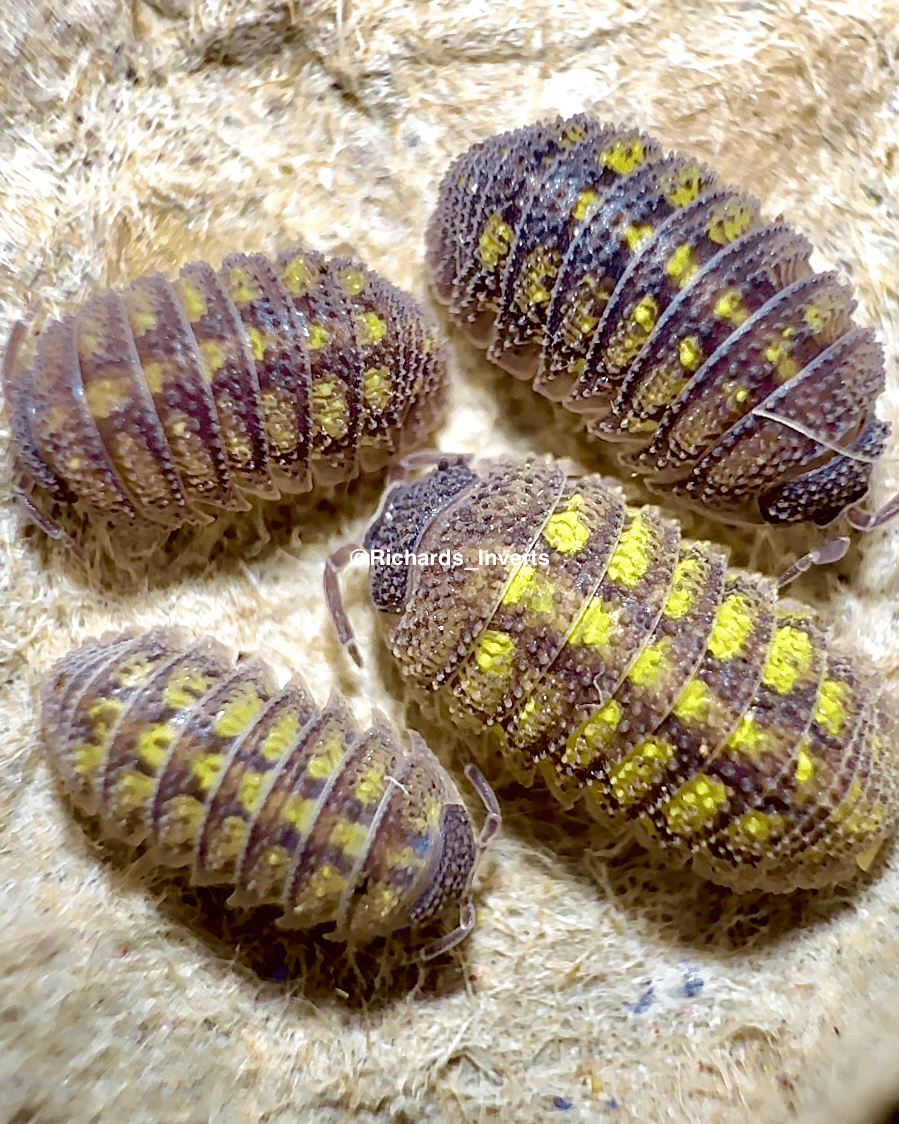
left=328, top=454, right=899, bottom=893
left=40, top=628, right=498, bottom=956
left=426, top=114, right=893, bottom=530
left=4, top=246, right=447, bottom=538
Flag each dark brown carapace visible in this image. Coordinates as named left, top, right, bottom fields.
left=4, top=246, right=447, bottom=536
left=426, top=115, right=891, bottom=529
left=41, top=628, right=498, bottom=956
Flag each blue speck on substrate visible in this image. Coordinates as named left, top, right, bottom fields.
left=552, top=1096, right=574, bottom=1110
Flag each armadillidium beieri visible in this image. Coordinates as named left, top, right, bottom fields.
left=4, top=246, right=447, bottom=537
left=40, top=628, right=498, bottom=955
left=426, top=115, right=892, bottom=530
left=328, top=455, right=899, bottom=893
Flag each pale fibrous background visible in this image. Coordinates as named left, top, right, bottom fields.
left=2, top=2, right=899, bottom=1122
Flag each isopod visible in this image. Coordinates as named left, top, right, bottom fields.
left=426, top=115, right=894, bottom=531
left=4, top=246, right=447, bottom=538
left=40, top=628, right=498, bottom=956
left=327, top=454, right=899, bottom=893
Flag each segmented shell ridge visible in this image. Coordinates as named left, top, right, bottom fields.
left=426, top=115, right=888, bottom=527
left=40, top=628, right=475, bottom=943
left=6, top=247, right=447, bottom=532
left=364, top=455, right=899, bottom=892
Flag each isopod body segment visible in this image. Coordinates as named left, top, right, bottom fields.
left=40, top=628, right=498, bottom=953
left=348, top=454, right=899, bottom=893
left=426, top=115, right=891, bottom=529
left=5, top=246, right=447, bottom=535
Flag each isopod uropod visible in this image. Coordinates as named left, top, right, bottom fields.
left=328, top=454, right=899, bottom=893
left=426, top=115, right=894, bottom=531
left=40, top=628, right=498, bottom=957
left=4, top=245, right=447, bottom=539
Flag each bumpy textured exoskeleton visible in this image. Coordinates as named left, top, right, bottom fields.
left=426, top=114, right=892, bottom=530
left=4, top=246, right=447, bottom=537
left=334, top=454, right=899, bottom=893
left=41, top=629, right=498, bottom=955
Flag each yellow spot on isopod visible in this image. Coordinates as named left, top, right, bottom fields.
left=307, top=323, right=330, bottom=351
left=542, top=494, right=591, bottom=554
left=478, top=212, right=513, bottom=268
left=85, top=377, right=128, bottom=419
left=627, top=638, right=671, bottom=689
left=663, top=556, right=701, bottom=620
left=568, top=598, right=616, bottom=649
left=282, top=794, right=317, bottom=833
left=814, top=679, right=848, bottom=737
left=795, top=743, right=814, bottom=785
left=662, top=774, right=729, bottom=835
left=307, top=734, right=346, bottom=781
left=665, top=243, right=699, bottom=286
left=572, top=189, right=600, bottom=222
left=163, top=670, right=210, bottom=711
left=261, top=711, right=300, bottom=762
left=246, top=326, right=266, bottom=362
left=311, top=379, right=349, bottom=440
left=678, top=335, right=703, bottom=372
left=200, top=340, right=227, bottom=377
left=115, top=770, right=155, bottom=810
left=605, top=513, right=653, bottom=586
left=727, top=809, right=783, bottom=843
left=227, top=266, right=259, bottom=305
left=608, top=737, right=674, bottom=805
left=762, top=626, right=814, bottom=695
left=362, top=367, right=392, bottom=412
left=623, top=222, right=653, bottom=250
left=707, top=593, right=754, bottom=661
left=330, top=818, right=370, bottom=858
left=631, top=294, right=658, bottom=333
left=599, top=137, right=646, bottom=175
left=473, top=630, right=514, bottom=674
left=307, top=864, right=349, bottom=899
left=214, top=692, right=263, bottom=739
left=239, top=771, right=266, bottom=813
left=804, top=304, right=824, bottom=331
left=73, top=741, right=106, bottom=778
left=501, top=564, right=555, bottom=614
left=664, top=164, right=704, bottom=207
left=356, top=311, right=387, bottom=345
left=174, top=280, right=206, bottom=322
left=138, top=723, right=175, bottom=768
left=192, top=752, right=226, bottom=791
left=714, top=288, right=749, bottom=325
left=672, top=678, right=710, bottom=723
left=282, top=253, right=316, bottom=296
left=355, top=764, right=387, bottom=805
left=726, top=711, right=766, bottom=756
left=340, top=267, right=367, bottom=295
left=706, top=201, right=756, bottom=245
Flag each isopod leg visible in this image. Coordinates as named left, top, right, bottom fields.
left=464, top=762, right=502, bottom=853
left=324, top=542, right=364, bottom=667
left=846, top=491, right=899, bottom=533
left=418, top=898, right=476, bottom=961
left=777, top=535, right=849, bottom=588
